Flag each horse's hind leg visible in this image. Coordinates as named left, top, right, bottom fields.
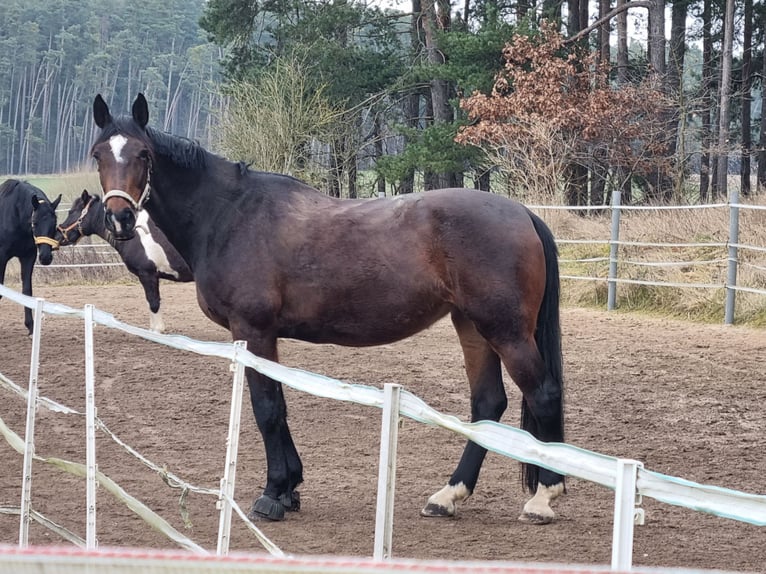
left=495, top=337, right=565, bottom=524
left=422, top=310, right=506, bottom=518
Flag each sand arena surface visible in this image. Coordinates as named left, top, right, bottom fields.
left=0, top=282, right=764, bottom=572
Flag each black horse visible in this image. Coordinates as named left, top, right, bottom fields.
left=55, top=189, right=193, bottom=332
left=0, top=179, right=61, bottom=334
left=92, top=93, right=566, bottom=524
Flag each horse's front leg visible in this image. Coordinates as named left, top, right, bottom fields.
left=19, top=255, right=36, bottom=335
left=138, top=273, right=164, bottom=332
left=241, top=337, right=303, bottom=521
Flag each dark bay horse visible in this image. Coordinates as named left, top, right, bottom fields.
left=55, top=189, right=193, bottom=332
left=92, top=93, right=566, bottom=525
left=0, top=179, right=61, bottom=334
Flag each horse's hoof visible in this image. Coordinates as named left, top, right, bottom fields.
left=280, top=490, right=300, bottom=511
left=248, top=495, right=286, bottom=521
left=420, top=502, right=455, bottom=518
left=518, top=511, right=554, bottom=525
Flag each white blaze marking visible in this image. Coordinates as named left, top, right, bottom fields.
left=136, top=211, right=178, bottom=278
left=109, top=135, right=129, bottom=164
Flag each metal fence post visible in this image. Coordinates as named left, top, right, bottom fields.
left=607, top=190, right=622, bottom=311
left=373, top=383, right=401, bottom=560
left=724, top=189, right=740, bottom=325
left=18, top=298, right=45, bottom=547
left=84, top=304, right=98, bottom=549
left=611, top=458, right=643, bottom=571
left=217, top=340, right=247, bottom=556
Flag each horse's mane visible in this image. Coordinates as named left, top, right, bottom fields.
left=0, top=178, right=23, bottom=197
left=146, top=126, right=208, bottom=170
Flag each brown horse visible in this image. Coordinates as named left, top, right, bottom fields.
left=91, top=93, right=566, bottom=525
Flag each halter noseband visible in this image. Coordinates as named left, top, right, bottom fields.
left=32, top=198, right=59, bottom=250
left=57, top=196, right=96, bottom=245
left=34, top=236, right=60, bottom=249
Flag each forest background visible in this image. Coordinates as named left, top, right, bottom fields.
left=0, top=0, right=762, bottom=205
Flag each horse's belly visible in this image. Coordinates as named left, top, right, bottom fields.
left=280, top=301, right=451, bottom=347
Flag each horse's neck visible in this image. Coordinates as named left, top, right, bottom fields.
left=89, top=209, right=112, bottom=244
left=147, top=160, right=230, bottom=267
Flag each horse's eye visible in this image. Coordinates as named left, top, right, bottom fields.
left=92, top=151, right=101, bottom=161
left=139, top=149, right=150, bottom=161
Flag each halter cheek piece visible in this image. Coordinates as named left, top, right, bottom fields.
left=32, top=198, right=60, bottom=250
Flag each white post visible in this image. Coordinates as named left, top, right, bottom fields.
left=373, top=383, right=401, bottom=560
left=607, top=190, right=622, bottom=311
left=611, top=458, right=643, bottom=571
left=84, top=304, right=98, bottom=549
left=19, top=298, right=45, bottom=547
left=724, top=189, right=740, bottom=325
left=217, top=340, right=247, bottom=556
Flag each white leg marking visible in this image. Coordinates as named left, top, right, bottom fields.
left=421, top=482, right=470, bottom=517
left=149, top=310, right=165, bottom=333
left=136, top=211, right=179, bottom=278
left=520, top=482, right=565, bottom=524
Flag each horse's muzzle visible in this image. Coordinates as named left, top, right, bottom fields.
left=37, top=246, right=54, bottom=266
left=104, top=207, right=137, bottom=240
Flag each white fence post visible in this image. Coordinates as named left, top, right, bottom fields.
left=216, top=340, right=247, bottom=556
left=18, top=298, right=45, bottom=547
left=373, top=383, right=401, bottom=560
left=724, top=189, right=740, bottom=325
left=84, top=304, right=98, bottom=549
left=611, top=458, right=643, bottom=571
left=607, top=190, right=622, bottom=311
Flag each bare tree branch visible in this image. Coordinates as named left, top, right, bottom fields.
left=564, top=1, right=652, bottom=45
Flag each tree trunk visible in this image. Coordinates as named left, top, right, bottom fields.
left=699, top=0, right=712, bottom=201
left=758, top=18, right=766, bottom=192
left=422, top=0, right=458, bottom=189
left=740, top=0, right=753, bottom=196
left=715, top=0, right=735, bottom=199
left=565, top=0, right=588, bottom=205
left=647, top=0, right=665, bottom=79
left=598, top=0, right=611, bottom=66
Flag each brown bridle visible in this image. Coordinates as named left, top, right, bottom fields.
left=56, top=196, right=97, bottom=246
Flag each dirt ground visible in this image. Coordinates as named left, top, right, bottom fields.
left=0, top=281, right=764, bottom=572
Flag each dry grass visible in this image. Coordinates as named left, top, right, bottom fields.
left=536, top=193, right=766, bottom=326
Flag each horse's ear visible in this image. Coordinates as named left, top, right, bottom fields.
left=81, top=189, right=90, bottom=202
left=132, top=93, right=149, bottom=128
left=52, top=194, right=62, bottom=210
left=93, top=94, right=111, bottom=129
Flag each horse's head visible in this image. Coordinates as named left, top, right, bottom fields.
left=92, top=93, right=152, bottom=240
left=31, top=192, right=61, bottom=265
left=56, top=189, right=100, bottom=246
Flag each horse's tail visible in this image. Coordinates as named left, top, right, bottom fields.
left=521, top=209, right=564, bottom=492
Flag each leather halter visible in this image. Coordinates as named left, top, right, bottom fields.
left=33, top=198, right=59, bottom=250
left=102, top=156, right=152, bottom=211
left=56, top=196, right=96, bottom=246
left=34, top=236, right=59, bottom=249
